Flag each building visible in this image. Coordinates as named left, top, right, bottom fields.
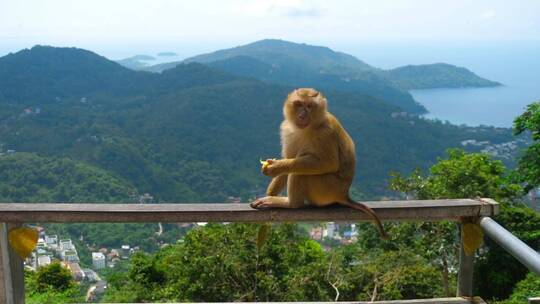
left=323, top=222, right=336, bottom=238
left=92, top=252, right=106, bottom=269
left=62, top=250, right=79, bottom=263
left=59, top=239, right=74, bottom=251
left=37, top=255, right=51, bottom=268
left=83, top=268, right=100, bottom=282
left=108, top=249, right=119, bottom=261
left=350, top=224, right=358, bottom=238
left=121, top=245, right=130, bottom=259
left=68, top=262, right=85, bottom=281
left=45, top=235, right=58, bottom=249
left=310, top=227, right=323, bottom=240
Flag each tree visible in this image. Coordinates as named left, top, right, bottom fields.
left=390, top=148, right=521, bottom=201
left=104, top=223, right=334, bottom=302
left=513, top=101, right=540, bottom=191
left=34, top=262, right=74, bottom=292
left=389, top=149, right=535, bottom=301
left=25, top=263, right=83, bottom=304
left=474, top=204, right=540, bottom=300
left=499, top=272, right=540, bottom=304
left=345, top=249, right=443, bottom=301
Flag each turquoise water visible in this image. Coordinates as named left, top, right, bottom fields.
left=410, top=83, right=539, bottom=127
left=345, top=42, right=540, bottom=128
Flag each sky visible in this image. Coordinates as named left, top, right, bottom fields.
left=1, top=0, right=539, bottom=59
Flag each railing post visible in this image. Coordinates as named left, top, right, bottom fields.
left=0, top=223, right=25, bottom=304
left=457, top=219, right=474, bottom=297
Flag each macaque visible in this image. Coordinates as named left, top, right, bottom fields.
left=251, top=88, right=388, bottom=239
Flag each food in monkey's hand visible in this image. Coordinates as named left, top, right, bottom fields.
left=260, top=159, right=276, bottom=170
left=260, top=159, right=270, bottom=169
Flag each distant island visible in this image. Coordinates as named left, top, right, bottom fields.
left=129, top=54, right=155, bottom=60
left=115, top=55, right=156, bottom=69
left=384, top=63, right=502, bottom=90
left=157, top=52, right=178, bottom=57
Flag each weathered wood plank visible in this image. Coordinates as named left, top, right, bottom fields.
left=0, top=225, right=6, bottom=304
left=0, top=223, right=25, bottom=304
left=0, top=199, right=499, bottom=223
left=457, top=221, right=475, bottom=297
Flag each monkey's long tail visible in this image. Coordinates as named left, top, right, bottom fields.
left=341, top=198, right=389, bottom=240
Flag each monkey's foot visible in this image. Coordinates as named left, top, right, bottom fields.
left=250, top=196, right=274, bottom=209
left=250, top=196, right=290, bottom=209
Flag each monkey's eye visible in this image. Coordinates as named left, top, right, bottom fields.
left=306, top=103, right=314, bottom=109
left=293, top=100, right=302, bottom=107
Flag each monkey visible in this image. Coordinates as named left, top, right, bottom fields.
left=250, top=88, right=388, bottom=239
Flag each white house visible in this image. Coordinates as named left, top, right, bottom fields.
left=92, top=252, right=106, bottom=269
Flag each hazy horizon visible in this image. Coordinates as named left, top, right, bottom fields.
left=2, top=0, right=539, bottom=61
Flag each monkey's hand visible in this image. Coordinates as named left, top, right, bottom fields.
left=261, top=159, right=288, bottom=177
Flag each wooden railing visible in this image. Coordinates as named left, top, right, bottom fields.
left=0, top=199, right=503, bottom=304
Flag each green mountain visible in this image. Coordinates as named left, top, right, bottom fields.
left=0, top=153, right=136, bottom=203
left=184, top=39, right=374, bottom=73
left=0, top=45, right=149, bottom=103
left=143, top=40, right=425, bottom=114
left=140, top=39, right=502, bottom=113
left=147, top=39, right=373, bottom=73
left=0, top=46, right=519, bottom=202
left=384, top=63, right=502, bottom=90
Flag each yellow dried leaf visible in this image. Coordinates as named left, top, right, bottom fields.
left=462, top=223, right=483, bottom=256
left=8, top=227, right=39, bottom=259
left=257, top=224, right=271, bottom=251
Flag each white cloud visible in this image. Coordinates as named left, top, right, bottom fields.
left=0, top=0, right=539, bottom=57
left=240, top=0, right=323, bottom=18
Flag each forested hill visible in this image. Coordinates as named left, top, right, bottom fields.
left=384, top=63, right=502, bottom=90
left=136, top=39, right=501, bottom=112
left=0, top=45, right=147, bottom=102
left=0, top=153, right=136, bottom=203
left=146, top=39, right=374, bottom=74
left=143, top=39, right=425, bottom=114
left=0, top=46, right=519, bottom=202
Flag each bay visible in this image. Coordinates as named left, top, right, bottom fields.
left=345, top=42, right=540, bottom=128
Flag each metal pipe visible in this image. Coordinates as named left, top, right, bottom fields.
left=480, top=217, right=540, bottom=275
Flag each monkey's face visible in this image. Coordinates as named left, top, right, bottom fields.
left=284, top=88, right=327, bottom=129
left=291, top=99, right=316, bottom=129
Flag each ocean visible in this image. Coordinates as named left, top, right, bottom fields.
left=343, top=41, right=540, bottom=128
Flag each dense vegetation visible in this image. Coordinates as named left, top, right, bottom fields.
left=384, top=63, right=501, bottom=90
left=0, top=153, right=135, bottom=203
left=513, top=101, right=540, bottom=191
left=25, top=262, right=86, bottom=303
left=100, top=147, right=540, bottom=303
left=0, top=45, right=519, bottom=202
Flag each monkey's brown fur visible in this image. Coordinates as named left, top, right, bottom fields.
left=251, top=88, right=388, bottom=239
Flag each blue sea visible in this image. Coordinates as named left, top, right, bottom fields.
left=343, top=42, right=540, bottom=128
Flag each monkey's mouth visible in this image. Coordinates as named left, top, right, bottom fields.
left=296, top=120, right=309, bottom=129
